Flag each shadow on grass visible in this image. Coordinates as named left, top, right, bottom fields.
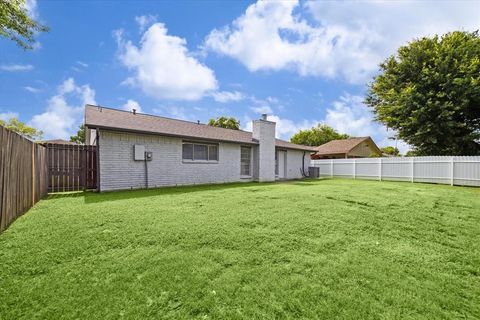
left=43, top=179, right=328, bottom=204
left=82, top=182, right=269, bottom=204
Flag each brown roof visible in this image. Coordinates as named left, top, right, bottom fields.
left=85, top=105, right=315, bottom=151
left=314, top=137, right=380, bottom=155
left=41, top=139, right=79, bottom=145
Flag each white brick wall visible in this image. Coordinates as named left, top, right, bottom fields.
left=98, top=130, right=253, bottom=191
left=252, top=120, right=276, bottom=182
left=285, top=149, right=311, bottom=179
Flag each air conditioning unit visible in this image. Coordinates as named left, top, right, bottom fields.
left=309, top=166, right=320, bottom=178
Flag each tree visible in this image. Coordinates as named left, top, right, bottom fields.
left=405, top=150, right=418, bottom=157
left=365, top=31, right=480, bottom=156
left=207, top=116, right=240, bottom=130
left=381, top=146, right=400, bottom=156
left=290, top=124, right=349, bottom=146
left=0, top=0, right=49, bottom=49
left=0, top=117, right=43, bottom=140
left=70, top=124, right=85, bottom=144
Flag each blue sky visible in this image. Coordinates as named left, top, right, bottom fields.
left=1, top=0, right=478, bottom=152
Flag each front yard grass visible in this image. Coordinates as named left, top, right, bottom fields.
left=0, top=179, right=479, bottom=319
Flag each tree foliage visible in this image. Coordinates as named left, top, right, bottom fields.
left=365, top=31, right=480, bottom=156
left=381, top=146, right=400, bottom=156
left=70, top=124, right=85, bottom=144
left=0, top=0, right=48, bottom=49
left=290, top=124, right=349, bottom=146
left=207, top=116, right=240, bottom=130
left=0, top=117, right=43, bottom=140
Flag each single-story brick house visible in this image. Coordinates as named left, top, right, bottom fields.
left=84, top=105, right=316, bottom=191
left=311, top=137, right=381, bottom=159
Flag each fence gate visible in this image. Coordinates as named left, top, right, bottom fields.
left=45, top=143, right=97, bottom=192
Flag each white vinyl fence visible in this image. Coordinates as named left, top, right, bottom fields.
left=311, top=156, right=480, bottom=187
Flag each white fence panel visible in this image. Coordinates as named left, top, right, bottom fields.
left=311, top=156, right=480, bottom=187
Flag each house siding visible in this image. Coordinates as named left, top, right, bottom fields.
left=349, top=142, right=376, bottom=157
left=285, top=149, right=311, bottom=179
left=98, top=130, right=253, bottom=191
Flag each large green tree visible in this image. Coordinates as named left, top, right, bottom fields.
left=0, top=0, right=48, bottom=49
left=290, top=124, right=349, bottom=146
left=70, top=124, right=85, bottom=144
left=365, top=31, right=480, bottom=155
left=207, top=116, right=240, bottom=130
left=0, top=117, right=43, bottom=140
left=381, top=146, right=400, bottom=156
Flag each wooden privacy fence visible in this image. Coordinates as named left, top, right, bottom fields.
left=45, top=143, right=97, bottom=193
left=0, top=125, right=48, bottom=232
left=311, top=156, right=480, bottom=187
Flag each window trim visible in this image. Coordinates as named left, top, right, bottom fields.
left=240, top=145, right=252, bottom=177
left=182, top=140, right=219, bottom=163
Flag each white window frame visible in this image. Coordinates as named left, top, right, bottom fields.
left=240, top=146, right=252, bottom=177
left=182, top=141, right=219, bottom=163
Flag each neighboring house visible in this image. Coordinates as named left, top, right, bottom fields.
left=312, top=137, right=381, bottom=159
left=41, top=139, right=78, bottom=145
left=84, top=105, right=315, bottom=191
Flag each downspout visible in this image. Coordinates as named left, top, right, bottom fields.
left=144, top=156, right=149, bottom=188
left=95, top=128, right=100, bottom=192
left=301, top=151, right=310, bottom=177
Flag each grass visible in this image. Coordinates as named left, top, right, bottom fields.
left=0, top=179, right=479, bottom=319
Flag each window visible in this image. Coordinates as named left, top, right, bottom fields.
left=208, top=145, right=218, bottom=161
left=182, top=144, right=193, bottom=160
left=194, top=144, right=208, bottom=160
left=240, top=146, right=251, bottom=176
left=182, top=142, right=218, bottom=162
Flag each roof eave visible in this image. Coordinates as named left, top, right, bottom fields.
left=85, top=124, right=259, bottom=146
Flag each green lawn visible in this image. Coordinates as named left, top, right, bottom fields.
left=0, top=179, right=479, bottom=319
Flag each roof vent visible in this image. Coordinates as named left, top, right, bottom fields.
left=261, top=114, right=267, bottom=121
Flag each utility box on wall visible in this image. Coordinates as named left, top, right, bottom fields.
left=134, top=145, right=145, bottom=161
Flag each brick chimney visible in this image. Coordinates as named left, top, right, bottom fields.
left=252, top=115, right=276, bottom=182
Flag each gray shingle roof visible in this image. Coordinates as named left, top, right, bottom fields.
left=85, top=105, right=316, bottom=151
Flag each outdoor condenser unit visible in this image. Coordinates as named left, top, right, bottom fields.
left=309, top=166, right=320, bottom=178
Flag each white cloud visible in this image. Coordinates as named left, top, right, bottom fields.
left=135, top=15, right=157, bottom=33
left=122, top=99, right=142, bottom=113
left=0, top=64, right=34, bottom=72
left=76, top=61, right=88, bottom=68
left=211, top=90, right=244, bottom=103
left=24, top=86, right=41, bottom=93
left=324, top=94, right=410, bottom=153
left=29, top=78, right=96, bottom=140
left=250, top=105, right=272, bottom=114
left=152, top=106, right=194, bottom=121
left=24, top=0, right=38, bottom=19
left=0, top=112, right=19, bottom=122
left=243, top=114, right=316, bottom=140
left=242, top=93, right=411, bottom=153
left=116, top=23, right=218, bottom=100
left=205, top=0, right=479, bottom=83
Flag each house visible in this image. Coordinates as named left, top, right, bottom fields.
left=311, top=137, right=381, bottom=159
left=41, top=139, right=79, bottom=145
left=84, top=105, right=316, bottom=191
